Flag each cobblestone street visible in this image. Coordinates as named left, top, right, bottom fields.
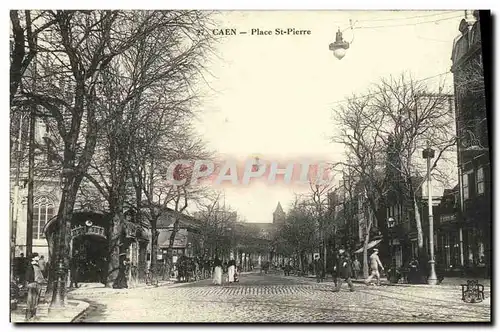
left=76, top=272, right=491, bottom=323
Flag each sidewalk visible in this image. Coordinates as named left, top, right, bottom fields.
left=10, top=299, right=89, bottom=323
left=11, top=279, right=177, bottom=323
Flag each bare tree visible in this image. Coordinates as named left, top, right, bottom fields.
left=195, top=192, right=240, bottom=259
left=12, top=10, right=214, bottom=304
left=10, top=10, right=57, bottom=103
left=333, top=73, right=457, bottom=279
left=332, top=93, right=388, bottom=278
left=275, top=197, right=317, bottom=274
left=307, top=180, right=337, bottom=272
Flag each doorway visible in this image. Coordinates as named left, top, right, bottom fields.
left=72, top=235, right=108, bottom=283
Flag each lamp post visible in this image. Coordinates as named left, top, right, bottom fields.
left=422, top=144, right=438, bottom=285
left=226, top=227, right=232, bottom=259
left=387, top=217, right=395, bottom=263
left=51, top=167, right=73, bottom=307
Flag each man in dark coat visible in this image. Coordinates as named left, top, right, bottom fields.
left=314, top=255, right=324, bottom=283
left=16, top=253, right=28, bottom=284
left=333, top=249, right=355, bottom=292
left=70, top=253, right=80, bottom=288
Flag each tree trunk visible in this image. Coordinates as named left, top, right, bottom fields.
left=107, top=213, right=122, bottom=287
left=50, top=177, right=80, bottom=306
left=107, top=191, right=126, bottom=287
left=363, top=231, right=370, bottom=279
left=362, top=204, right=373, bottom=279
left=168, top=216, right=180, bottom=250
left=45, top=229, right=56, bottom=297
left=299, top=250, right=305, bottom=274
left=150, top=218, right=159, bottom=279
left=323, top=238, right=327, bottom=272
left=413, top=196, right=424, bottom=249
left=135, top=179, right=146, bottom=282
left=138, top=242, right=147, bottom=282
left=413, top=194, right=429, bottom=282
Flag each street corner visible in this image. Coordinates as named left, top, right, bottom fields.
left=69, top=300, right=91, bottom=322
left=12, top=299, right=91, bottom=323
left=43, top=300, right=91, bottom=323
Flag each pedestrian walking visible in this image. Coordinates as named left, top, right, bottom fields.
left=113, top=255, right=129, bottom=289
left=333, top=249, right=355, bottom=292
left=212, top=256, right=223, bottom=285
left=38, top=255, right=46, bottom=278
left=314, top=255, right=324, bottom=283
left=234, top=266, right=239, bottom=283
left=352, top=257, right=361, bottom=279
left=284, top=262, right=292, bottom=276
left=25, top=253, right=46, bottom=321
left=69, top=253, right=80, bottom=288
left=365, top=248, right=384, bottom=286
left=227, top=255, right=236, bottom=283
left=99, top=256, right=108, bottom=285
left=408, top=256, right=420, bottom=284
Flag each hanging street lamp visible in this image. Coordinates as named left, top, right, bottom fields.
left=329, top=29, right=350, bottom=60
left=329, top=20, right=357, bottom=60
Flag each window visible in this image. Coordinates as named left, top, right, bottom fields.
left=32, top=197, right=55, bottom=240
left=462, top=173, right=469, bottom=200
left=387, top=204, right=402, bottom=227
left=476, top=167, right=485, bottom=195
left=34, top=119, right=49, bottom=144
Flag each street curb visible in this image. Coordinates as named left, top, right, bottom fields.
left=70, top=300, right=90, bottom=323
left=67, top=281, right=176, bottom=296
left=281, top=274, right=491, bottom=290
left=33, top=300, right=90, bottom=323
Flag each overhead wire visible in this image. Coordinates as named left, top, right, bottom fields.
left=329, top=11, right=463, bottom=28
left=351, top=11, right=462, bottom=23
left=353, top=14, right=464, bottom=30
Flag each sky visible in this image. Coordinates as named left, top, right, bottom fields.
left=193, top=10, right=466, bottom=223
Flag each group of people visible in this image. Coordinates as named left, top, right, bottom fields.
left=14, top=253, right=47, bottom=284
left=310, top=248, right=385, bottom=292
left=212, top=256, right=240, bottom=285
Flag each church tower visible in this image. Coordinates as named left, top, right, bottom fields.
left=273, top=202, right=286, bottom=224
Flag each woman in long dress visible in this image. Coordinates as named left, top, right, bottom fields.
left=213, top=257, right=222, bottom=285
left=227, top=257, right=236, bottom=283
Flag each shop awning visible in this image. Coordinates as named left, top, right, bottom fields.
left=158, top=228, right=188, bottom=249
left=354, top=239, right=382, bottom=254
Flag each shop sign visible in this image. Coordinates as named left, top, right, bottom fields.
left=71, top=225, right=106, bottom=239
left=440, top=214, right=456, bottom=224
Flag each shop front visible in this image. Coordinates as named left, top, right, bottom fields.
left=44, top=211, right=149, bottom=285
left=436, top=212, right=486, bottom=277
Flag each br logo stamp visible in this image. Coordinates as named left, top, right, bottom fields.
left=461, top=280, right=485, bottom=303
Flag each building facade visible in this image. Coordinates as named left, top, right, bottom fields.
left=450, top=10, right=491, bottom=275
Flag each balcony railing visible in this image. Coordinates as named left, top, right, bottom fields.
left=70, top=225, right=106, bottom=239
